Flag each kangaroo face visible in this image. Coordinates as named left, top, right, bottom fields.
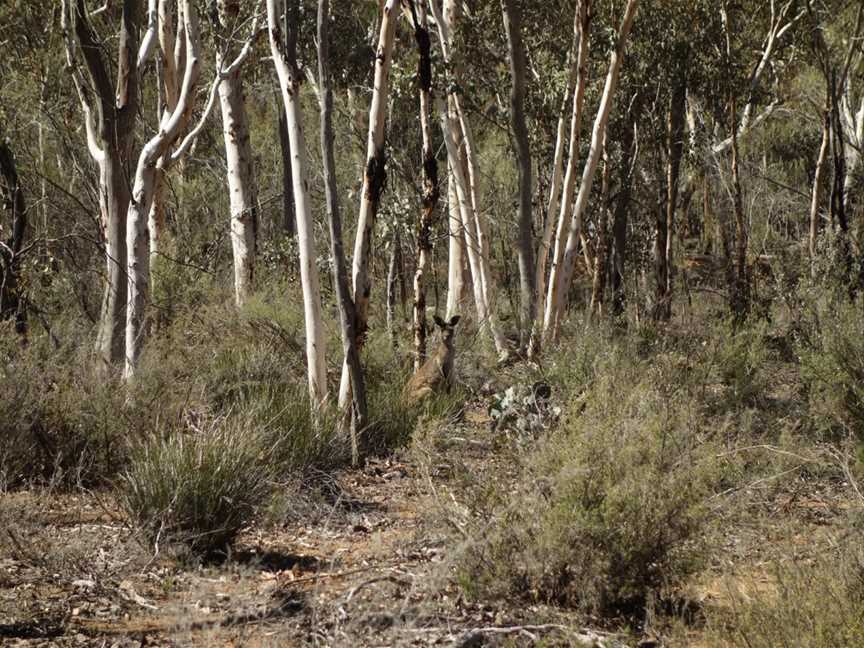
left=432, top=314, right=460, bottom=350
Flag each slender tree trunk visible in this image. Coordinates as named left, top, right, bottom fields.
left=810, top=107, right=831, bottom=275
left=536, top=9, right=581, bottom=330
left=0, top=140, right=27, bottom=335
left=610, top=119, right=635, bottom=320
left=654, top=75, right=686, bottom=321
left=590, top=135, right=610, bottom=318
left=219, top=59, right=258, bottom=307
left=146, top=0, right=183, bottom=269
left=269, top=0, right=329, bottom=406
left=277, top=98, right=296, bottom=236
left=544, top=0, right=591, bottom=336
left=125, top=0, right=202, bottom=379
left=318, top=0, right=367, bottom=463
left=387, top=231, right=400, bottom=349
left=445, top=148, right=467, bottom=319
left=338, top=0, right=400, bottom=409
left=546, top=0, right=640, bottom=341
left=277, top=1, right=296, bottom=237
left=409, top=0, right=440, bottom=370
left=501, top=0, right=536, bottom=354
left=729, top=97, right=749, bottom=323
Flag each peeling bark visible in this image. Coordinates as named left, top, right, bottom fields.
left=339, top=0, right=400, bottom=409
left=408, top=0, right=440, bottom=370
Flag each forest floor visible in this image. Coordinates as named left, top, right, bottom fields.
left=0, top=396, right=853, bottom=647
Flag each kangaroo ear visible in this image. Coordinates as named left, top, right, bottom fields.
left=433, top=315, right=446, bottom=328
left=449, top=315, right=461, bottom=327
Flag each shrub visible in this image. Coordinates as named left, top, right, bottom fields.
left=799, top=298, right=864, bottom=437
left=711, top=318, right=771, bottom=407
left=119, top=417, right=275, bottom=555
left=457, top=354, right=723, bottom=618
left=0, top=326, right=151, bottom=488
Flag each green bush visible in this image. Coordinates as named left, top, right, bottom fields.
left=711, top=318, right=771, bottom=407
left=119, top=417, right=275, bottom=555
left=0, top=326, right=149, bottom=488
left=457, top=353, right=723, bottom=618
left=799, top=298, right=864, bottom=437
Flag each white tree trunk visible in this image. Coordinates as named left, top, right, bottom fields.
left=338, top=0, right=400, bottom=408
left=544, top=0, right=591, bottom=336
left=218, top=61, right=257, bottom=307
left=431, top=0, right=508, bottom=359
left=436, top=94, right=498, bottom=344
left=63, top=0, right=139, bottom=373
left=268, top=0, right=329, bottom=407
left=545, top=0, right=639, bottom=341
left=445, top=125, right=467, bottom=320
left=536, top=5, right=582, bottom=330
left=810, top=108, right=830, bottom=274
left=125, top=0, right=201, bottom=379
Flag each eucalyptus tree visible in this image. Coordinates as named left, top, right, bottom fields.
left=542, top=0, right=591, bottom=337
left=268, top=0, right=328, bottom=407
left=317, top=0, right=367, bottom=462
left=544, top=0, right=641, bottom=342
left=804, top=0, right=864, bottom=284
left=123, top=0, right=204, bottom=379
left=406, top=0, right=440, bottom=370
left=429, top=0, right=509, bottom=360
left=338, top=0, right=400, bottom=409
left=215, top=2, right=262, bottom=307
left=536, top=1, right=590, bottom=334
left=62, top=0, right=140, bottom=374
left=500, top=0, right=536, bottom=354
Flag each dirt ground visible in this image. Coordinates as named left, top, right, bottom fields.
left=0, top=403, right=851, bottom=647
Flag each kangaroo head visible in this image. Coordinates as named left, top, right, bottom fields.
left=432, top=315, right=460, bottom=349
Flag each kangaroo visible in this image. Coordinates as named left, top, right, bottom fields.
left=402, top=315, right=461, bottom=405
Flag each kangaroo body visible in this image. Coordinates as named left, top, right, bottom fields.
left=402, top=315, right=460, bottom=405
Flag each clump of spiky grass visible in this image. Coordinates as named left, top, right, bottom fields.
left=119, top=416, right=275, bottom=555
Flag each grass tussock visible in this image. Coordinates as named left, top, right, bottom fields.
left=703, top=538, right=864, bottom=647
left=119, top=416, right=275, bottom=555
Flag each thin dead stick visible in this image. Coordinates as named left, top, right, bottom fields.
left=345, top=575, right=410, bottom=601
left=284, top=561, right=409, bottom=586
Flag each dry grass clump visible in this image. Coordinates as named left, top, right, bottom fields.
left=119, top=416, right=275, bottom=555
left=703, top=535, right=864, bottom=647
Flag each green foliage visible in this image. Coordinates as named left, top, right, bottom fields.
left=119, top=417, right=275, bottom=555
left=799, top=298, right=864, bottom=438
left=0, top=324, right=147, bottom=489
left=711, top=319, right=771, bottom=406
left=457, top=349, right=724, bottom=618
